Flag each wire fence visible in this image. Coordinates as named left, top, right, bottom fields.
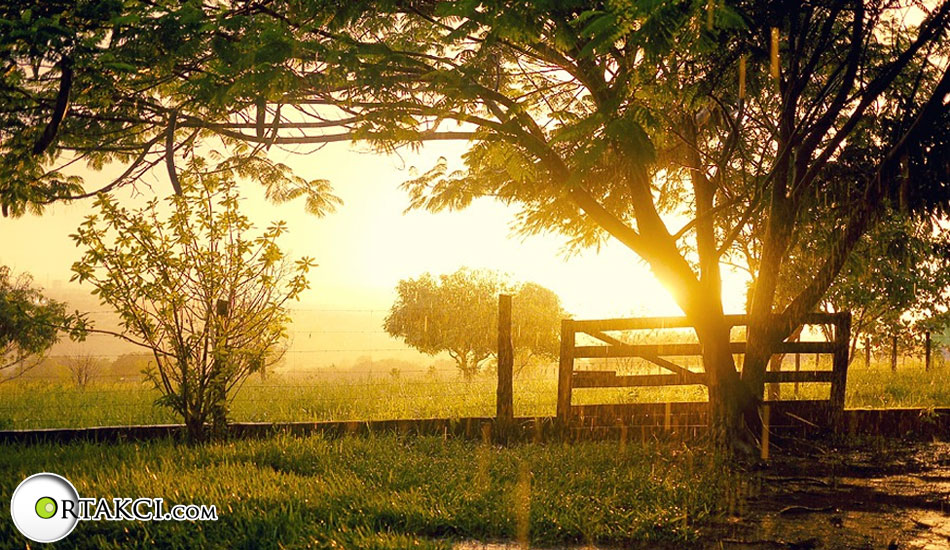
left=0, top=307, right=948, bottom=430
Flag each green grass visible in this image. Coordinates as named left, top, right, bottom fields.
left=0, top=435, right=732, bottom=549
left=0, top=358, right=946, bottom=430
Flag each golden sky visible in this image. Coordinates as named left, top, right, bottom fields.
left=0, top=141, right=751, bottom=320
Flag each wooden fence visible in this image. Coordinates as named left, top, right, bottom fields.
left=557, top=312, right=852, bottom=429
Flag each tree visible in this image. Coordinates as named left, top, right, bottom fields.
left=0, top=266, right=85, bottom=381
left=0, top=1, right=342, bottom=216
left=782, top=213, right=950, bottom=367
left=71, top=160, right=316, bottom=441
left=384, top=269, right=565, bottom=378
left=512, top=282, right=565, bottom=374
left=65, top=354, right=102, bottom=389
left=4, top=1, right=950, bottom=453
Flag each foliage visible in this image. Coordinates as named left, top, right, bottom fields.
left=0, top=265, right=86, bottom=381
left=511, top=282, right=565, bottom=373
left=383, top=268, right=565, bottom=378
left=828, top=217, right=950, bottom=356
left=70, top=161, right=315, bottom=440
left=0, top=1, right=342, bottom=216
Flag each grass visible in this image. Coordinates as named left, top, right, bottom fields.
left=0, top=434, right=732, bottom=549
left=0, top=358, right=947, bottom=430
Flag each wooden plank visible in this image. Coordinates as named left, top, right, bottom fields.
left=572, top=314, right=747, bottom=332
left=556, top=320, right=575, bottom=428
left=574, top=340, right=836, bottom=359
left=775, top=341, right=837, bottom=354
left=762, top=370, right=833, bottom=383
left=586, top=329, right=697, bottom=378
left=575, top=342, right=710, bottom=358
left=496, top=294, right=514, bottom=424
left=573, top=371, right=707, bottom=388
left=570, top=312, right=846, bottom=334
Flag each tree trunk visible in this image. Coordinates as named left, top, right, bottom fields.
left=184, top=416, right=206, bottom=443
left=865, top=339, right=871, bottom=367
left=697, top=319, right=758, bottom=457
left=457, top=353, right=477, bottom=380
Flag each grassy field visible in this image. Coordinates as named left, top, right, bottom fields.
left=0, top=359, right=947, bottom=430
left=0, top=435, right=732, bottom=549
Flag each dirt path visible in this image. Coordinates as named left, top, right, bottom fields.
left=708, top=440, right=950, bottom=549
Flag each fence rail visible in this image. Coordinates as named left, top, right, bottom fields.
left=557, top=312, right=852, bottom=429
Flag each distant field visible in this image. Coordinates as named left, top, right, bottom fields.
left=0, top=434, right=730, bottom=549
left=0, top=358, right=946, bottom=430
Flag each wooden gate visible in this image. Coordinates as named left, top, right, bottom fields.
left=556, top=312, right=851, bottom=431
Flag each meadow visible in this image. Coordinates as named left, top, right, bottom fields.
left=0, top=356, right=946, bottom=430
left=0, top=435, right=733, bottom=549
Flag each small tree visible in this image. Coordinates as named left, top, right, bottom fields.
left=0, top=266, right=85, bottom=382
left=65, top=354, right=101, bottom=389
left=384, top=269, right=565, bottom=378
left=71, top=161, right=315, bottom=441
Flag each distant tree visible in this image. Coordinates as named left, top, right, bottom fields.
left=384, top=269, right=566, bottom=378
left=71, top=160, right=315, bottom=441
left=65, top=354, right=102, bottom=389
left=511, top=282, right=567, bottom=374
left=791, top=214, right=950, bottom=367
left=0, top=266, right=86, bottom=382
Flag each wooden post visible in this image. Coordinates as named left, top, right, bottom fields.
left=865, top=338, right=871, bottom=367
left=481, top=422, right=492, bottom=445
left=794, top=343, right=801, bottom=396
left=830, top=312, right=851, bottom=429
left=556, top=319, right=575, bottom=430
left=496, top=294, right=514, bottom=430
left=890, top=334, right=898, bottom=372
left=767, top=355, right=781, bottom=401
left=925, top=331, right=932, bottom=372
left=760, top=404, right=770, bottom=461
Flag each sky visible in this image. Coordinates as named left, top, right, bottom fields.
left=0, top=140, right=752, bottom=323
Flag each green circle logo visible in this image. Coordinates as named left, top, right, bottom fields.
left=35, top=497, right=57, bottom=519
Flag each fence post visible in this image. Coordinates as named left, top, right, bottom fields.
left=767, top=355, right=781, bottom=401
left=831, top=312, right=851, bottom=429
left=890, top=334, right=898, bottom=372
left=496, top=294, right=514, bottom=435
left=925, top=331, right=932, bottom=372
left=556, top=319, right=575, bottom=431
left=794, top=334, right=801, bottom=396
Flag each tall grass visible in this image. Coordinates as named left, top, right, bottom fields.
left=0, top=435, right=733, bottom=549
left=0, top=359, right=946, bottom=430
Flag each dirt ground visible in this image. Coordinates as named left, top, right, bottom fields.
left=708, top=439, right=950, bottom=550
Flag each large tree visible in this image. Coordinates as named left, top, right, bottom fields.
left=3, top=1, right=950, bottom=451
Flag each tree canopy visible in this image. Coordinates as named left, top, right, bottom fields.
left=4, top=0, right=950, bottom=450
